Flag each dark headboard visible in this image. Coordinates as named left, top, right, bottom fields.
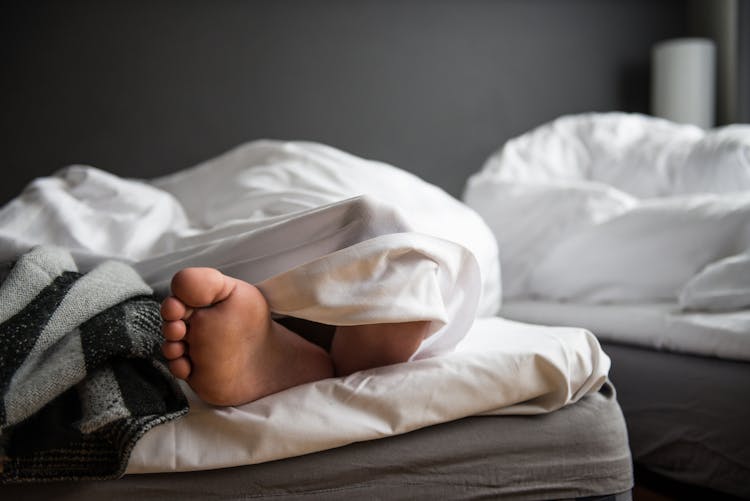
left=1, top=0, right=689, bottom=204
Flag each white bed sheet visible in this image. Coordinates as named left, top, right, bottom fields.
left=502, top=300, right=750, bottom=362
left=127, top=316, right=610, bottom=473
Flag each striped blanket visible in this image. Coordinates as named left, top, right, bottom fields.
left=0, top=246, right=187, bottom=482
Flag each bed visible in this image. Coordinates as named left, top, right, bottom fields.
left=466, top=112, right=750, bottom=499
left=2, top=1, right=723, bottom=498
left=0, top=140, right=633, bottom=499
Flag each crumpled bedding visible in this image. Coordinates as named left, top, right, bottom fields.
left=0, top=140, right=501, bottom=359
left=127, top=317, right=609, bottom=474
left=0, top=140, right=610, bottom=473
left=464, top=112, right=750, bottom=359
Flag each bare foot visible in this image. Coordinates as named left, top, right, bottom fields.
left=331, top=321, right=430, bottom=376
left=160, top=268, right=334, bottom=406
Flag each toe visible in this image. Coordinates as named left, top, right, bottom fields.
left=161, top=296, right=188, bottom=321
left=162, top=340, right=186, bottom=360
left=170, top=267, right=235, bottom=308
left=168, top=357, right=192, bottom=380
left=162, top=319, right=187, bottom=341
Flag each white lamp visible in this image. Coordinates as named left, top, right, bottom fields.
left=651, top=38, right=716, bottom=129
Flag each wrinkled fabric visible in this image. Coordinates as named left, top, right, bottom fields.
left=465, top=112, right=750, bottom=359
left=0, top=140, right=502, bottom=359
left=464, top=112, right=750, bottom=305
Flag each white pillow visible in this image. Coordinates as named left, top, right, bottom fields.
left=464, top=112, right=750, bottom=304
left=680, top=252, right=750, bottom=311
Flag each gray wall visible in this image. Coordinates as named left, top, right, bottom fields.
left=0, top=0, right=687, bottom=204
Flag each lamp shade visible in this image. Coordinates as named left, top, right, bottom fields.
left=651, top=38, right=716, bottom=129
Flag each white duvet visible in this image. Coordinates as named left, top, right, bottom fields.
left=0, top=140, right=609, bottom=472
left=465, top=112, right=750, bottom=360
left=0, top=141, right=501, bottom=358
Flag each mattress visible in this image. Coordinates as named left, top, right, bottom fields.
left=603, top=342, right=750, bottom=499
left=0, top=382, right=633, bottom=501
left=500, top=300, right=750, bottom=497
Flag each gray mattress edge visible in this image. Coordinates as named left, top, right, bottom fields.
left=0, top=381, right=633, bottom=500
left=602, top=341, right=750, bottom=499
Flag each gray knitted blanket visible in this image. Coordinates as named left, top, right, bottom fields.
left=0, top=246, right=188, bottom=482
